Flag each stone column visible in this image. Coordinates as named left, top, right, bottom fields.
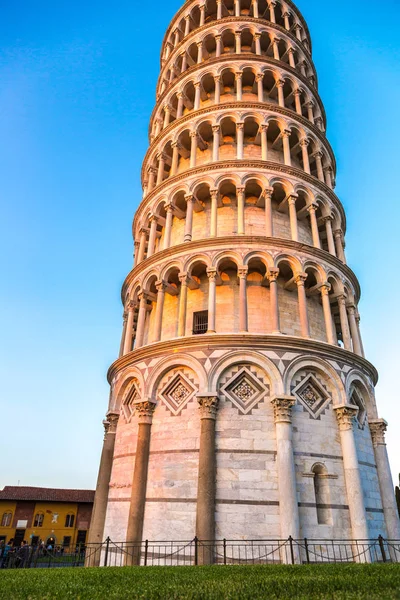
left=324, top=216, right=336, bottom=256
left=268, top=269, right=281, bottom=333
left=272, top=397, right=300, bottom=562
left=295, top=273, right=310, bottom=338
left=190, top=132, right=198, bottom=168
left=212, top=125, right=220, bottom=161
left=324, top=167, right=333, bottom=189
left=135, top=293, right=148, bottom=349
left=170, top=142, right=180, bottom=176
left=119, top=312, right=128, bottom=357
left=146, top=215, right=158, bottom=258
left=214, top=76, right=221, bottom=103
left=163, top=204, right=174, bottom=250
left=178, top=274, right=188, bottom=337
left=184, top=15, right=190, bottom=36
left=215, top=36, right=222, bottom=58
left=236, top=72, right=243, bottom=101
left=235, top=31, right=241, bottom=54
left=334, top=405, right=370, bottom=544
left=254, top=33, right=261, bottom=56
left=181, top=53, right=188, bottom=73
left=272, top=38, right=280, bottom=60
left=269, top=0, right=276, bottom=23
left=314, top=151, right=325, bottom=182
left=308, top=204, right=321, bottom=248
left=154, top=281, right=166, bottom=342
left=264, top=187, right=273, bottom=236
left=163, top=105, right=170, bottom=129
left=288, top=47, right=296, bottom=68
left=256, top=73, right=264, bottom=102
left=260, top=124, right=268, bottom=160
left=137, top=228, right=147, bottom=264
left=369, top=420, right=400, bottom=541
left=207, top=269, right=217, bottom=333
left=184, top=194, right=195, bottom=242
left=320, top=283, right=335, bottom=344
left=147, top=167, right=156, bottom=192
left=334, top=229, right=346, bottom=263
left=217, top=0, right=222, bottom=19
left=337, top=294, right=352, bottom=351
left=276, top=79, right=285, bottom=107
left=294, top=23, right=302, bottom=41
left=300, top=138, right=311, bottom=174
left=282, top=130, right=291, bottom=166
left=306, top=101, right=315, bottom=123
left=210, top=189, right=218, bottom=237
left=237, top=186, right=245, bottom=234
left=355, top=311, right=365, bottom=358
left=86, top=413, right=119, bottom=566
left=252, top=0, right=259, bottom=18
left=238, top=267, right=248, bottom=332
left=156, top=153, right=166, bottom=185
left=197, top=41, right=203, bottom=64
left=347, top=304, right=362, bottom=357
left=288, top=194, right=298, bottom=241
left=196, top=395, right=219, bottom=565
left=123, top=301, right=136, bottom=355
left=236, top=123, right=244, bottom=159
left=234, top=0, right=240, bottom=16
left=126, top=401, right=156, bottom=565
left=200, top=3, right=206, bottom=26
left=283, top=11, right=291, bottom=30
left=293, top=89, right=302, bottom=115
left=133, top=241, right=140, bottom=268
left=194, top=82, right=201, bottom=110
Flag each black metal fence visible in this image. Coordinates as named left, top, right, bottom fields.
left=1, top=537, right=400, bottom=569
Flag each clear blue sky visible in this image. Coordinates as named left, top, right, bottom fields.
left=1, top=0, right=400, bottom=491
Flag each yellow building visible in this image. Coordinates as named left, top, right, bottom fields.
left=0, top=486, right=94, bottom=548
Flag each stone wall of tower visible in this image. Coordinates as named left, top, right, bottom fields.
left=88, top=0, right=400, bottom=564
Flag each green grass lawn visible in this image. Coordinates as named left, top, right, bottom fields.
left=1, top=564, right=400, bottom=599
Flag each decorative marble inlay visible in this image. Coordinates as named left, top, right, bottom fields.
left=122, top=382, right=140, bottom=423
left=350, top=389, right=367, bottom=428
left=159, top=372, right=197, bottom=416
left=220, top=366, right=268, bottom=414
left=292, top=374, right=331, bottom=419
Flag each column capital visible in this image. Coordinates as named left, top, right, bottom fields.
left=287, top=46, right=295, bottom=55
left=256, top=72, right=264, bottom=82
left=312, top=149, right=323, bottom=159
left=305, top=100, right=315, bottom=108
left=126, top=299, right=136, bottom=312
left=103, top=412, right=119, bottom=437
left=293, top=87, right=302, bottom=97
left=207, top=268, right=218, bottom=280
left=281, top=128, right=291, bottom=138
left=237, top=185, right=245, bottom=194
left=323, top=214, right=334, bottom=224
left=320, top=282, right=331, bottom=296
left=334, top=404, right=359, bottom=431
left=333, top=228, right=343, bottom=238
left=189, top=130, right=198, bottom=139
left=214, top=74, right=222, bottom=82
left=193, top=80, right=201, bottom=89
left=238, top=266, right=248, bottom=279
left=271, top=396, right=296, bottom=423
left=369, top=419, right=388, bottom=447
left=165, top=202, right=175, bottom=214
left=307, top=202, right=318, bottom=214
left=163, top=103, right=170, bottom=112
left=134, top=400, right=156, bottom=423
left=300, top=137, right=310, bottom=147
left=235, top=30, right=241, bottom=38
left=155, top=280, right=167, bottom=293
left=178, top=271, right=190, bottom=285
left=185, top=193, right=195, bottom=202
left=254, top=32, right=261, bottom=40
left=346, top=303, right=356, bottom=314
left=212, top=124, right=220, bottom=133
left=210, top=188, right=219, bottom=199
left=336, top=293, right=347, bottom=307
left=196, top=39, right=203, bottom=48
left=215, top=34, right=222, bottom=42
left=235, top=71, right=243, bottom=80
left=294, top=272, right=308, bottom=285
left=267, top=268, right=280, bottom=282
left=156, top=151, right=167, bottom=161
left=263, top=186, right=274, bottom=198
left=197, top=395, right=219, bottom=420
left=287, top=192, right=298, bottom=205
left=149, top=214, right=159, bottom=223
left=276, top=78, right=285, bottom=88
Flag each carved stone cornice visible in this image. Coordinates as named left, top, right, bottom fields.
left=159, top=13, right=313, bottom=85
left=197, top=395, right=219, bottom=420
left=107, top=335, right=378, bottom=387
left=122, top=235, right=360, bottom=304
left=334, top=404, right=359, bottom=431
left=271, top=396, right=296, bottom=423
left=369, top=419, right=388, bottom=447
left=146, top=101, right=332, bottom=176
left=136, top=161, right=344, bottom=235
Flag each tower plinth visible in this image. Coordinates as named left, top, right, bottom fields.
left=89, top=0, right=400, bottom=562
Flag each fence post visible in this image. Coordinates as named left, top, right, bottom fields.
left=144, top=540, right=149, bottom=566
left=289, top=536, right=295, bottom=565
left=223, top=539, right=227, bottom=565
left=378, top=535, right=387, bottom=563
left=304, top=538, right=310, bottom=564
left=104, top=537, right=110, bottom=567
left=194, top=537, right=198, bottom=566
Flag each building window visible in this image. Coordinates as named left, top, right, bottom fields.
left=1, top=512, right=12, bottom=527
left=63, top=536, right=71, bottom=548
left=34, top=513, right=44, bottom=527
left=312, top=464, right=332, bottom=525
left=65, top=514, right=75, bottom=528
left=193, top=310, right=208, bottom=335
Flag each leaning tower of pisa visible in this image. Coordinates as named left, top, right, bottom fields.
left=88, top=0, right=400, bottom=562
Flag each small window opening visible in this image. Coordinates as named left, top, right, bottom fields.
left=193, top=310, right=208, bottom=335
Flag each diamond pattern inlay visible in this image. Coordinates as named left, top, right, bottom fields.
left=159, top=372, right=197, bottom=416
left=292, top=374, right=331, bottom=419
left=122, top=382, right=140, bottom=423
left=220, top=367, right=268, bottom=414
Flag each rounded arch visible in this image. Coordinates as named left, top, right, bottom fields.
left=145, top=354, right=208, bottom=398
left=283, top=355, right=345, bottom=405
left=184, top=253, right=212, bottom=273
left=213, top=250, right=243, bottom=271
left=243, top=250, right=274, bottom=269
left=111, top=367, right=146, bottom=412
left=209, top=350, right=284, bottom=396
left=345, top=370, right=377, bottom=419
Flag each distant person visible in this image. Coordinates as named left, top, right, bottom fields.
left=16, top=541, right=30, bottom=568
